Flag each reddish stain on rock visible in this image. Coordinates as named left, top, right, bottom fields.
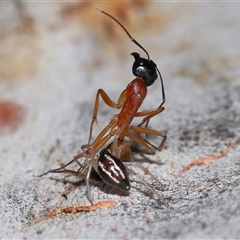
left=0, top=100, right=26, bottom=133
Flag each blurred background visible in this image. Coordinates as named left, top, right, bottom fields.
left=1, top=2, right=240, bottom=239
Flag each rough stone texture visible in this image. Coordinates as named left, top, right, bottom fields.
left=0, top=2, right=240, bottom=239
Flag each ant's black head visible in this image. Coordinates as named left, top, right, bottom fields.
left=131, top=52, right=158, bottom=87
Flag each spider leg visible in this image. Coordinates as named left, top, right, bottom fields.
left=126, top=167, right=162, bottom=200
left=124, top=161, right=162, bottom=199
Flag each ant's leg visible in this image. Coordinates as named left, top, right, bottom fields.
left=129, top=132, right=156, bottom=155
left=126, top=167, right=162, bottom=200
left=88, top=89, right=127, bottom=143
left=130, top=125, right=167, bottom=151
left=135, top=106, right=165, bottom=128
left=90, top=122, right=114, bottom=150
left=128, top=129, right=166, bottom=155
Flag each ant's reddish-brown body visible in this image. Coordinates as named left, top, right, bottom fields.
left=37, top=9, right=166, bottom=203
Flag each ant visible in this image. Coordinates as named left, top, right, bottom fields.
left=37, top=9, right=166, bottom=203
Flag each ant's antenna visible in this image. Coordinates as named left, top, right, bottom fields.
left=97, top=8, right=166, bottom=105
left=157, top=68, right=166, bottom=106
left=97, top=8, right=150, bottom=60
